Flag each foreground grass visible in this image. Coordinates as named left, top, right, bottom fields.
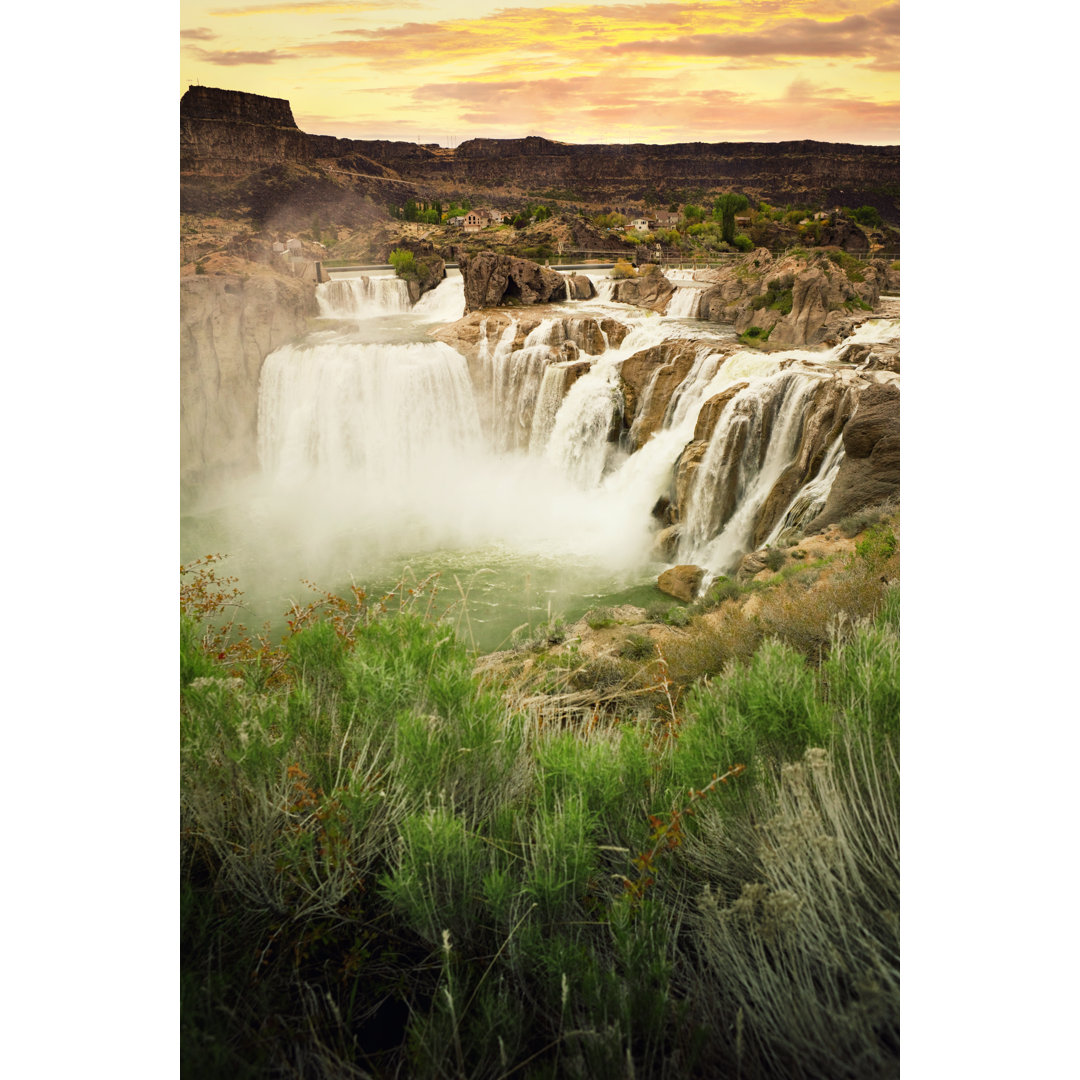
left=181, top=550, right=899, bottom=1079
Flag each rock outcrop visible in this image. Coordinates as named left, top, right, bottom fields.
left=181, top=265, right=317, bottom=495
left=459, top=252, right=567, bottom=311
left=382, top=239, right=446, bottom=302
left=610, top=271, right=675, bottom=314
left=804, top=380, right=900, bottom=533
left=696, top=248, right=893, bottom=346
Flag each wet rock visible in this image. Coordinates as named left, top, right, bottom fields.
left=619, top=339, right=700, bottom=449
left=651, top=525, right=682, bottom=561
left=804, top=381, right=900, bottom=533
left=565, top=273, right=596, bottom=300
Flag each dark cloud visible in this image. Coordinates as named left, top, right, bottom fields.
left=180, top=28, right=217, bottom=41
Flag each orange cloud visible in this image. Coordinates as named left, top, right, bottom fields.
left=210, top=1, right=424, bottom=15
left=185, top=45, right=292, bottom=64
left=410, top=72, right=897, bottom=143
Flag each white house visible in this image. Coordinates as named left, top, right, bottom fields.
left=631, top=217, right=654, bottom=232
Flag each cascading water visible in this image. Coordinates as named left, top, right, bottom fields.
left=209, top=264, right=900, bottom=646
left=763, top=433, right=846, bottom=547
left=317, top=275, right=412, bottom=318
left=677, top=370, right=832, bottom=572
left=258, top=339, right=481, bottom=493
left=666, top=285, right=704, bottom=319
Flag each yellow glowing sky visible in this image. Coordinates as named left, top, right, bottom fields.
left=179, top=0, right=899, bottom=145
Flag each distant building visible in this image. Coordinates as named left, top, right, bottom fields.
left=655, top=211, right=680, bottom=228
left=272, top=241, right=286, bottom=254
left=449, top=216, right=466, bottom=227
left=286, top=238, right=303, bottom=254
left=631, top=217, right=654, bottom=232
left=463, top=210, right=489, bottom=233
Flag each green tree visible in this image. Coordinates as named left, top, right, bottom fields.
left=713, top=192, right=749, bottom=244
left=852, top=205, right=883, bottom=228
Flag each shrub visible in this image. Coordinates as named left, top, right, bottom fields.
left=764, top=547, right=786, bottom=572
left=664, top=606, right=691, bottom=628
left=585, top=606, right=616, bottom=630
left=704, top=577, right=741, bottom=606
left=620, top=633, right=656, bottom=660
left=388, top=247, right=416, bottom=278
left=826, top=248, right=866, bottom=283
left=609, top=259, right=635, bottom=280
left=732, top=234, right=754, bottom=252
left=851, top=204, right=884, bottom=228
left=838, top=500, right=897, bottom=538
left=855, top=523, right=899, bottom=565
left=739, top=325, right=771, bottom=347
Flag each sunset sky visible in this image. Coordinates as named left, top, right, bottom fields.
left=179, top=0, right=899, bottom=145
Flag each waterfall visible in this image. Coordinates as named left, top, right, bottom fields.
left=678, top=371, right=831, bottom=573
left=666, top=285, right=704, bottom=319
left=317, top=275, right=412, bottom=318
left=762, top=434, right=846, bottom=546
left=412, top=275, right=465, bottom=322
left=529, top=363, right=573, bottom=454
left=543, top=357, right=623, bottom=487
left=244, top=290, right=896, bottom=631
left=258, top=339, right=481, bottom=494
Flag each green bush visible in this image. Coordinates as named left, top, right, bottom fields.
left=181, top=564, right=900, bottom=1079
left=586, top=606, right=616, bottom=630
left=664, top=606, right=691, bottom=628
left=732, top=233, right=754, bottom=252
left=851, top=204, right=884, bottom=228
left=764, top=547, right=786, bottom=572
left=620, top=633, right=656, bottom=660
left=855, top=523, right=899, bottom=564
left=388, top=247, right=416, bottom=278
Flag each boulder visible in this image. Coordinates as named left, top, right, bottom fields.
left=658, top=564, right=705, bottom=602
left=610, top=271, right=676, bottom=313
left=804, top=380, right=900, bottom=533
left=736, top=549, right=770, bottom=583
left=460, top=251, right=567, bottom=311
left=600, top=318, right=631, bottom=348
left=565, top=273, right=596, bottom=300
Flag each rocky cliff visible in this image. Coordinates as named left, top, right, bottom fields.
left=181, top=87, right=899, bottom=223
left=181, top=265, right=317, bottom=496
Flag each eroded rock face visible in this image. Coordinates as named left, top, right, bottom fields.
left=619, top=340, right=701, bottom=448
left=460, top=251, right=567, bottom=311
left=658, top=564, right=705, bottom=602
left=804, top=380, right=899, bottom=533
left=181, top=267, right=317, bottom=495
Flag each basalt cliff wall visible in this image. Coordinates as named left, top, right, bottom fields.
left=181, top=265, right=317, bottom=497
left=181, top=87, right=899, bottom=223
